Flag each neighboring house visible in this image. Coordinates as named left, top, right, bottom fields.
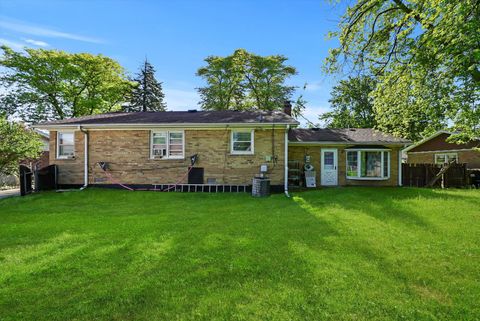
left=404, top=131, right=480, bottom=169
left=34, top=129, right=50, bottom=169
left=288, top=128, right=410, bottom=187
left=21, top=129, right=50, bottom=170
left=34, top=109, right=410, bottom=192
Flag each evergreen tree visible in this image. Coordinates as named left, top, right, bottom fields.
left=127, top=59, right=166, bottom=112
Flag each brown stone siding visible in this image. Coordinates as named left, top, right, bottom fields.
left=407, top=153, right=433, bottom=164
left=288, top=145, right=400, bottom=187
left=49, top=131, right=85, bottom=185
left=407, top=150, right=480, bottom=169
left=410, top=133, right=480, bottom=152
left=50, top=128, right=286, bottom=186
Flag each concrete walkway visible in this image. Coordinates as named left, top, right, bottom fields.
left=0, top=188, right=20, bottom=199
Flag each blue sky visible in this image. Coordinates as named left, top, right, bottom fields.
left=0, top=0, right=347, bottom=124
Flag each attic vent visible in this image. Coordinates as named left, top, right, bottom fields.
left=188, top=109, right=197, bottom=113
left=310, top=127, right=320, bottom=131
left=349, top=128, right=356, bottom=131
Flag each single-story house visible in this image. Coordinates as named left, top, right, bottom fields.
left=405, top=131, right=480, bottom=169
left=34, top=109, right=411, bottom=193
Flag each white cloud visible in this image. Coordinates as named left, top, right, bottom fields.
left=304, top=81, right=322, bottom=92
left=0, top=38, right=25, bottom=50
left=24, top=38, right=49, bottom=47
left=297, top=105, right=331, bottom=128
left=0, top=17, right=104, bottom=44
left=164, top=88, right=200, bottom=111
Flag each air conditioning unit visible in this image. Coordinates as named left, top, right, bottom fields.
left=152, top=148, right=167, bottom=159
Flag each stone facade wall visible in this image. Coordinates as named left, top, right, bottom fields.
left=50, top=128, right=286, bottom=186
left=407, top=150, right=480, bottom=169
left=288, top=145, right=401, bottom=187
left=50, top=131, right=85, bottom=185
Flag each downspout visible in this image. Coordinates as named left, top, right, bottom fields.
left=398, top=145, right=404, bottom=186
left=284, top=125, right=290, bottom=197
left=79, top=126, right=88, bottom=190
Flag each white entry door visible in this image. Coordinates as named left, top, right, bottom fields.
left=321, top=149, right=338, bottom=186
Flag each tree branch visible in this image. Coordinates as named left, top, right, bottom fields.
left=391, top=0, right=433, bottom=29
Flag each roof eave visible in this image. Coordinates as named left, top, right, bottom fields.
left=33, top=121, right=299, bottom=130
left=288, top=141, right=411, bottom=146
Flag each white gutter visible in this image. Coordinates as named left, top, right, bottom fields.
left=284, top=125, right=290, bottom=197
left=33, top=122, right=299, bottom=130
left=408, top=148, right=475, bottom=154
left=79, top=126, right=88, bottom=190
left=288, top=141, right=408, bottom=146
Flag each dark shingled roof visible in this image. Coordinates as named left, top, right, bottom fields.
left=289, top=128, right=410, bottom=144
left=36, top=110, right=298, bottom=126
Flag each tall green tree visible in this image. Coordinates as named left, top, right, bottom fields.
left=0, top=116, right=42, bottom=175
left=320, top=76, right=377, bottom=128
left=0, top=46, right=134, bottom=123
left=125, top=59, right=167, bottom=112
left=325, top=0, right=480, bottom=141
left=197, top=49, right=301, bottom=114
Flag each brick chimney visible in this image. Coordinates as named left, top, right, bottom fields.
left=283, top=100, right=292, bottom=116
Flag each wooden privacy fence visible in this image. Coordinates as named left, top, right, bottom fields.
left=402, top=163, right=468, bottom=188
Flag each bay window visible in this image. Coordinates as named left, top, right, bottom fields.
left=346, top=150, right=390, bottom=179
left=231, top=130, right=254, bottom=155
left=346, top=151, right=358, bottom=177
left=57, top=132, right=75, bottom=159
left=151, top=131, right=184, bottom=159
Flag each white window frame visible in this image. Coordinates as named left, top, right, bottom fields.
left=56, top=131, right=75, bottom=159
left=346, top=149, right=390, bottom=180
left=230, top=129, right=254, bottom=155
left=434, top=153, right=458, bottom=165
left=150, top=130, right=185, bottom=160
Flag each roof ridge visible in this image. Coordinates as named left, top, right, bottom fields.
left=33, top=109, right=299, bottom=127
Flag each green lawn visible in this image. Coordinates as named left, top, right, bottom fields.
left=0, top=187, right=479, bottom=321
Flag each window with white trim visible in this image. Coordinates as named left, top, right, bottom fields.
left=231, top=130, right=254, bottom=155
left=434, top=153, right=458, bottom=165
left=151, top=131, right=184, bottom=159
left=346, top=150, right=390, bottom=179
left=56, top=132, right=75, bottom=159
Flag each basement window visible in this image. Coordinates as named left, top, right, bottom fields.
left=56, top=132, right=75, bottom=159
left=231, top=130, right=254, bottom=155
left=346, top=150, right=390, bottom=180
left=151, top=131, right=184, bottom=159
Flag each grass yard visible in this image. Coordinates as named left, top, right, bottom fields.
left=0, top=187, right=479, bottom=321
